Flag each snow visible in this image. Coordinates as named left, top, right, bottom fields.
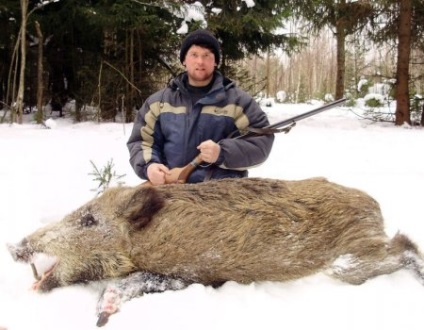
left=357, top=78, right=368, bottom=91
left=1, top=102, right=424, bottom=330
left=364, top=93, right=385, bottom=104
left=242, top=0, right=256, bottom=8
left=176, top=2, right=207, bottom=34
left=36, top=0, right=60, bottom=10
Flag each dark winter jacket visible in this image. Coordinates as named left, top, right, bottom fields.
left=127, top=71, right=274, bottom=183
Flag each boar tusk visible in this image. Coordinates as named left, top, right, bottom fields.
left=31, top=263, right=41, bottom=281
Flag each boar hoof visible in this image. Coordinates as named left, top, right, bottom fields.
left=96, top=312, right=110, bottom=327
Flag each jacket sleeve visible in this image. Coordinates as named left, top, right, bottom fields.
left=217, top=91, right=274, bottom=170
left=127, top=101, right=164, bottom=180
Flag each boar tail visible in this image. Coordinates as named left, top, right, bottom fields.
left=394, top=233, right=424, bottom=285
left=328, top=232, right=424, bottom=285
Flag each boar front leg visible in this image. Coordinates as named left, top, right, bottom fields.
left=96, top=271, right=191, bottom=327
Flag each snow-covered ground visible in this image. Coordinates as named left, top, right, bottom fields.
left=0, top=102, right=423, bottom=330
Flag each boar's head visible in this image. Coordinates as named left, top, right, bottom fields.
left=8, top=185, right=165, bottom=292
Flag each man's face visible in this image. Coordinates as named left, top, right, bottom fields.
left=183, top=45, right=216, bottom=87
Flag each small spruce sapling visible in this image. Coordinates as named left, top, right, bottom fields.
left=89, top=159, right=126, bottom=195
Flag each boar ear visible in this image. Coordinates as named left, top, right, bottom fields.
left=120, top=186, right=165, bottom=229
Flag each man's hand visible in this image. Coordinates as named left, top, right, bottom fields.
left=197, top=140, right=221, bottom=164
left=147, top=163, right=171, bottom=185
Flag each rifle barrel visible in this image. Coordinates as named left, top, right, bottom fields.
left=234, top=98, right=346, bottom=139
left=267, top=98, right=347, bottom=129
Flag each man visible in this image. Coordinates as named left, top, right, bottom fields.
left=127, top=29, right=274, bottom=185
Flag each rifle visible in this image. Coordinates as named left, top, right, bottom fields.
left=163, top=98, right=347, bottom=184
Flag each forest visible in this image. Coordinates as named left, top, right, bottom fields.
left=0, top=0, right=423, bottom=125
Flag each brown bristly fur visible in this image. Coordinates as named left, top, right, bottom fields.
left=10, top=177, right=424, bottom=291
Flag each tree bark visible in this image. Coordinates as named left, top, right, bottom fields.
left=16, top=0, right=29, bottom=124
left=395, top=0, right=412, bottom=126
left=35, top=21, right=44, bottom=124
left=265, top=49, right=270, bottom=98
left=129, top=29, right=135, bottom=123
left=335, top=16, right=346, bottom=100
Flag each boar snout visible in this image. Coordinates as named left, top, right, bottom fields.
left=7, top=239, right=33, bottom=262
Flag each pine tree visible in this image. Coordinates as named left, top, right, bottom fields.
left=291, top=0, right=373, bottom=100
left=370, top=0, right=424, bottom=125
left=199, top=0, right=299, bottom=76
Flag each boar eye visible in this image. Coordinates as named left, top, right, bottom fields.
left=80, top=214, right=98, bottom=227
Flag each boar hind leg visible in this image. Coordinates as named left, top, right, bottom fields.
left=96, top=271, right=190, bottom=327
left=328, top=233, right=424, bottom=285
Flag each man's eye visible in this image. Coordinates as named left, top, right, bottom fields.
left=189, top=53, right=212, bottom=59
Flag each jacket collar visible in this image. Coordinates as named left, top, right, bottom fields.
left=169, top=70, right=235, bottom=95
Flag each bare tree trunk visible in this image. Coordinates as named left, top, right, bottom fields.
left=1, top=34, right=19, bottom=123
left=395, top=0, right=412, bottom=126
left=129, top=29, right=135, bottom=122
left=97, top=61, right=103, bottom=123
left=335, top=17, right=346, bottom=100
left=16, top=0, right=29, bottom=124
left=252, top=55, right=257, bottom=93
left=265, top=49, right=270, bottom=98
left=274, top=59, right=278, bottom=96
left=35, top=21, right=44, bottom=124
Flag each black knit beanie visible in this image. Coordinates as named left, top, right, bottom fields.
left=180, top=29, right=220, bottom=65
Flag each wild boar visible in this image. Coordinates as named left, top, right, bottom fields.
left=7, top=177, right=424, bottom=326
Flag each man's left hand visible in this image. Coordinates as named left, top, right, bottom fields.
left=197, top=140, right=221, bottom=163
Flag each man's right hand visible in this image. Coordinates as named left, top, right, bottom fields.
left=146, top=163, right=171, bottom=186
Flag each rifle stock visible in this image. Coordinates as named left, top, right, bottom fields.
left=146, top=98, right=346, bottom=185
left=165, top=154, right=203, bottom=184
